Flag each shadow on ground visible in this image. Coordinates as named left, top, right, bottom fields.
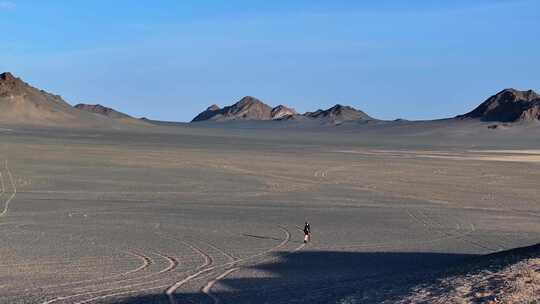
left=112, top=250, right=484, bottom=304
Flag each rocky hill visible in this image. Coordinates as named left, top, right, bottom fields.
left=75, top=103, right=132, bottom=119
left=0, top=72, right=78, bottom=125
left=192, top=96, right=275, bottom=122
left=75, top=103, right=149, bottom=126
left=458, top=88, right=540, bottom=122
left=0, top=72, right=148, bottom=128
left=303, top=104, right=374, bottom=124
left=192, top=97, right=373, bottom=124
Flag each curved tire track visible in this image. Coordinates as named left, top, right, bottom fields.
left=70, top=240, right=211, bottom=304
left=40, top=250, right=153, bottom=304
left=199, top=226, right=298, bottom=304
left=166, top=226, right=291, bottom=304
left=51, top=251, right=179, bottom=304
left=202, top=239, right=306, bottom=304
left=0, top=160, right=17, bottom=218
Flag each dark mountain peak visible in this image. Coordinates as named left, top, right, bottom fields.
left=328, top=104, right=357, bottom=112
left=304, top=104, right=373, bottom=124
left=192, top=96, right=273, bottom=122
left=0, top=72, right=25, bottom=94
left=191, top=104, right=222, bottom=122
left=0, top=72, right=16, bottom=81
left=459, top=88, right=540, bottom=122
left=222, top=96, right=272, bottom=120
left=192, top=105, right=219, bottom=122
left=234, top=96, right=266, bottom=107
left=495, top=88, right=540, bottom=102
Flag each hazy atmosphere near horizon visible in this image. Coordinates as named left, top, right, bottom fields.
left=1, top=0, right=539, bottom=121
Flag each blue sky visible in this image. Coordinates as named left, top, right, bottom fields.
left=0, top=0, right=538, bottom=121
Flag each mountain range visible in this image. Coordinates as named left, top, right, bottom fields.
left=191, top=96, right=374, bottom=125
left=1, top=72, right=539, bottom=128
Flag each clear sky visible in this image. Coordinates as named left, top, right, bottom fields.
left=0, top=0, right=538, bottom=122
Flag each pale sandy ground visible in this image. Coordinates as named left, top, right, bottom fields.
left=0, top=123, right=539, bottom=303
left=338, top=149, right=540, bottom=163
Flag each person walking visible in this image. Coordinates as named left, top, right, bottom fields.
left=303, top=221, right=311, bottom=243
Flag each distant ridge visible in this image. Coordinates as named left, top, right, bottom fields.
left=75, top=103, right=132, bottom=119
left=303, top=104, right=374, bottom=124
left=192, top=96, right=274, bottom=122
left=458, top=88, right=540, bottom=122
left=75, top=103, right=150, bottom=126
left=0, top=72, right=148, bottom=128
left=192, top=97, right=374, bottom=124
left=3, top=71, right=538, bottom=128
left=0, top=72, right=81, bottom=126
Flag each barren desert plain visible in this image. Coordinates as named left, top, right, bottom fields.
left=2, top=0, right=540, bottom=302
left=0, top=119, right=540, bottom=304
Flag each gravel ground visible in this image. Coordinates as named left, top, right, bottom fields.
left=0, top=123, right=539, bottom=304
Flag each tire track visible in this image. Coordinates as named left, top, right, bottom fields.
left=70, top=240, right=211, bottom=304
left=406, top=206, right=500, bottom=252
left=202, top=241, right=306, bottom=304
left=198, top=241, right=242, bottom=304
left=37, top=226, right=289, bottom=304
left=204, top=242, right=236, bottom=262
left=0, top=256, right=119, bottom=268
left=165, top=240, right=218, bottom=304
left=324, top=208, right=478, bottom=251
left=0, top=225, right=156, bottom=292
left=2, top=250, right=153, bottom=293
left=75, top=251, right=179, bottom=290
left=39, top=250, right=153, bottom=304
left=166, top=226, right=291, bottom=304
left=0, top=160, right=17, bottom=218
left=45, top=251, right=181, bottom=304
left=200, top=227, right=300, bottom=304
left=0, top=171, right=5, bottom=200
left=418, top=207, right=499, bottom=252
left=201, top=268, right=238, bottom=304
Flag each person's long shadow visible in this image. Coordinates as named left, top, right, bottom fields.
left=112, top=249, right=488, bottom=304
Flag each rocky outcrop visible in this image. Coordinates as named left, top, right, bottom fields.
left=192, top=97, right=374, bottom=125
left=458, top=89, right=540, bottom=122
left=304, top=104, right=374, bottom=124
left=0, top=71, right=148, bottom=128
left=75, top=104, right=132, bottom=119
left=271, top=105, right=297, bottom=120
left=192, top=96, right=273, bottom=122
left=0, top=72, right=71, bottom=108
left=191, top=104, right=223, bottom=122
left=0, top=72, right=81, bottom=125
